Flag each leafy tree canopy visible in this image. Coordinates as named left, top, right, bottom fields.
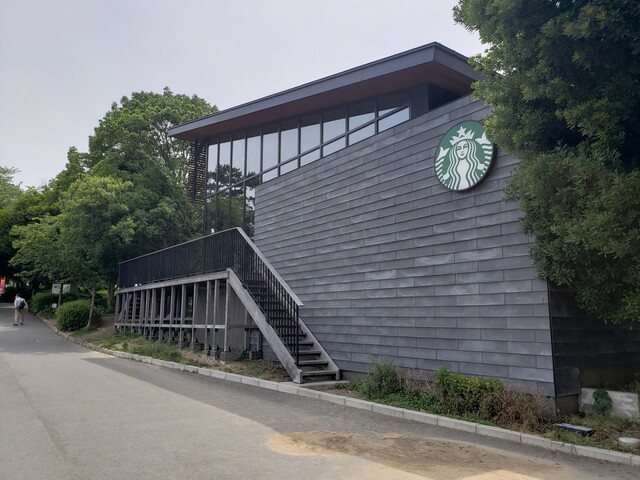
left=9, top=87, right=216, bottom=312
left=455, top=0, right=640, bottom=165
left=455, top=0, right=640, bottom=323
left=0, top=166, right=23, bottom=206
left=89, top=87, right=217, bottom=183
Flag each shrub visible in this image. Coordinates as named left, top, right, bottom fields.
left=593, top=388, right=613, bottom=415
left=357, top=359, right=404, bottom=400
left=494, top=383, right=549, bottom=432
left=56, top=300, right=92, bottom=332
left=30, top=292, right=59, bottom=315
left=434, top=368, right=504, bottom=420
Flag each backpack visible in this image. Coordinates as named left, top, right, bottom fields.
left=17, top=299, right=25, bottom=310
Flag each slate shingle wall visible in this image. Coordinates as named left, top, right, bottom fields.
left=254, top=95, right=555, bottom=395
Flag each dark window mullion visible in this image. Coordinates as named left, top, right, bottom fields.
left=277, top=123, right=282, bottom=176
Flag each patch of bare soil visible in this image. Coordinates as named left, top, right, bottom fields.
left=267, top=431, right=573, bottom=480
left=81, top=314, right=117, bottom=340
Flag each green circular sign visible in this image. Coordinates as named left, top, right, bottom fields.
left=435, top=121, right=495, bottom=191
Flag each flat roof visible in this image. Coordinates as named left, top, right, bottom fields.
left=169, top=42, right=480, bottom=142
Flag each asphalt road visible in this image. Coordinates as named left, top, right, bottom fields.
left=0, top=304, right=637, bottom=480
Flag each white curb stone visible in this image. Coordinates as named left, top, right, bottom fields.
left=241, top=376, right=260, bottom=387
left=297, top=388, right=322, bottom=400
left=317, top=392, right=346, bottom=406
left=224, top=373, right=243, bottom=383
left=573, top=445, right=633, bottom=465
left=277, top=383, right=299, bottom=395
left=476, top=424, right=521, bottom=443
left=402, top=410, right=439, bottom=426
left=372, top=403, right=403, bottom=418
left=437, top=417, right=477, bottom=434
left=344, top=397, right=373, bottom=411
left=258, top=380, right=279, bottom=391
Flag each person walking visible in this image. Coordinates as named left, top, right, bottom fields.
left=13, top=293, right=28, bottom=326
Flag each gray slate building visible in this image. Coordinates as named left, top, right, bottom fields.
left=117, top=43, right=640, bottom=411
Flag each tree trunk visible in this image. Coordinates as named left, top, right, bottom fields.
left=106, top=282, right=115, bottom=307
left=87, top=286, right=96, bottom=328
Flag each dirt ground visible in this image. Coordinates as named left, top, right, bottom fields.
left=266, top=431, right=598, bottom=480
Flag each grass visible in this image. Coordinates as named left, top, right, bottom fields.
left=546, top=414, right=640, bottom=451
left=85, top=331, right=289, bottom=380
left=93, top=332, right=143, bottom=350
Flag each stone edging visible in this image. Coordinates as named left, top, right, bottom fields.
left=44, top=318, right=640, bottom=467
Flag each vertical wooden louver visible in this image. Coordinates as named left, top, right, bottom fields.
left=187, top=141, right=207, bottom=204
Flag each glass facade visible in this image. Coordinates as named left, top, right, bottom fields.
left=205, top=89, right=413, bottom=236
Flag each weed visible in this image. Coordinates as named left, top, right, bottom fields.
left=593, top=388, right=613, bottom=415
left=237, top=349, right=249, bottom=360
left=434, top=367, right=503, bottom=421
left=356, top=359, right=404, bottom=400
left=494, top=383, right=549, bottom=432
left=94, top=332, right=142, bottom=349
left=129, top=342, right=182, bottom=362
left=71, top=325, right=98, bottom=337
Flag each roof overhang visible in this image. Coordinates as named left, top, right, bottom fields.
left=169, top=42, right=480, bottom=143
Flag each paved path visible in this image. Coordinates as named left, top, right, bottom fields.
left=0, top=304, right=637, bottom=480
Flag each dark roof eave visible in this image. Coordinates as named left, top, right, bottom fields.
left=169, top=42, right=479, bottom=142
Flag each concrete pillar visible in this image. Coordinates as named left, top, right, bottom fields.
left=203, top=280, right=212, bottom=355
left=178, top=284, right=187, bottom=347
left=168, top=286, right=175, bottom=344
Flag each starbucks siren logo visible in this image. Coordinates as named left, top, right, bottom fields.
left=435, top=121, right=495, bottom=191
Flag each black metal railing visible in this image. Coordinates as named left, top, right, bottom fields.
left=118, top=228, right=300, bottom=362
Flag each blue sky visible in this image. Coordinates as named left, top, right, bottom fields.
left=0, top=0, right=482, bottom=188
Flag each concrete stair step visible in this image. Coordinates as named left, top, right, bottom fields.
left=297, top=359, right=329, bottom=366
left=301, top=369, right=339, bottom=379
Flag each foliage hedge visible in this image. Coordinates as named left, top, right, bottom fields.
left=30, top=291, right=96, bottom=317
left=434, top=367, right=503, bottom=420
left=30, top=292, right=58, bottom=314
left=56, top=300, right=94, bottom=332
left=355, top=362, right=546, bottom=430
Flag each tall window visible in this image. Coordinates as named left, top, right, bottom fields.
left=348, top=101, right=376, bottom=145
left=279, top=119, right=299, bottom=174
left=300, top=114, right=321, bottom=166
left=262, top=124, right=278, bottom=181
left=322, top=108, right=346, bottom=156
left=204, top=86, right=423, bottom=236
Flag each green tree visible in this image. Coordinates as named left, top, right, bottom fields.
left=10, top=215, right=65, bottom=291
left=454, top=0, right=640, bottom=322
left=1, top=149, right=86, bottom=283
left=88, top=88, right=217, bottom=249
left=9, top=88, right=216, bottom=317
left=0, top=167, right=23, bottom=205
left=89, top=87, right=217, bottom=185
left=0, top=167, right=23, bottom=279
left=57, top=176, right=135, bottom=324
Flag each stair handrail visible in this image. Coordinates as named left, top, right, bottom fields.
left=234, top=228, right=303, bottom=307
